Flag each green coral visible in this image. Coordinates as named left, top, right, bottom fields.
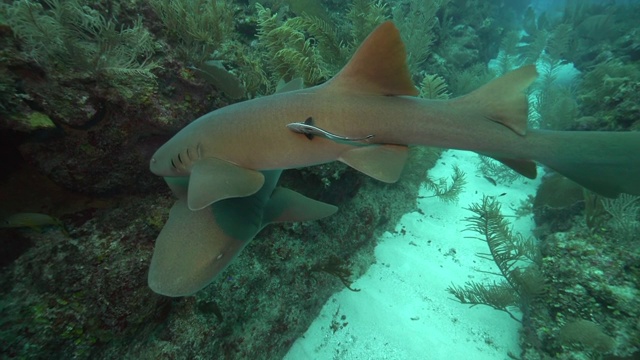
left=149, top=0, right=235, bottom=64
left=418, top=73, right=450, bottom=100
left=7, top=0, right=157, bottom=79
left=346, top=0, right=389, bottom=46
left=254, top=0, right=389, bottom=89
left=21, top=111, right=56, bottom=130
left=392, top=0, right=450, bottom=73
left=256, top=3, right=333, bottom=85
left=577, top=60, right=640, bottom=129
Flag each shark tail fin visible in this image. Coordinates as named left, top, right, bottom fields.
left=533, top=130, right=640, bottom=198
left=455, top=65, right=538, bottom=136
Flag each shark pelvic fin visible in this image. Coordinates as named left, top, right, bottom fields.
left=339, top=144, right=409, bottom=183
left=263, top=187, right=338, bottom=226
left=188, top=158, right=265, bottom=210
left=323, top=21, right=418, bottom=96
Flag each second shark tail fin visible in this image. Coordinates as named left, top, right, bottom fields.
left=530, top=130, right=640, bottom=198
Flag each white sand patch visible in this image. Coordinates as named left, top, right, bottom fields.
left=285, top=150, right=541, bottom=360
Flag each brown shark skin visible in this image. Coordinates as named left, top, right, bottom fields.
left=150, top=22, right=640, bottom=198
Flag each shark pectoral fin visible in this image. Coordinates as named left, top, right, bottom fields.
left=339, top=144, right=409, bottom=183
left=484, top=156, right=537, bottom=179
left=148, top=199, right=247, bottom=297
left=262, top=187, right=338, bottom=225
left=188, top=158, right=265, bottom=211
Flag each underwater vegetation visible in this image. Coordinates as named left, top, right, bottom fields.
left=447, top=196, right=545, bottom=323
left=7, top=0, right=158, bottom=97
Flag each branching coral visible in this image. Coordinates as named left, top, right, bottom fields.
left=254, top=0, right=391, bottom=88
left=447, top=196, right=545, bottom=322
left=7, top=0, right=157, bottom=83
left=256, top=3, right=334, bottom=85
left=477, top=156, right=521, bottom=185
left=602, top=194, right=640, bottom=243
left=150, top=0, right=234, bottom=64
left=392, top=0, right=450, bottom=73
left=418, top=73, right=450, bottom=99
left=421, top=165, right=466, bottom=203
left=310, top=255, right=361, bottom=292
left=347, top=0, right=389, bottom=47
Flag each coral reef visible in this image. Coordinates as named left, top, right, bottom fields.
left=1, top=0, right=639, bottom=359
left=447, top=196, right=544, bottom=323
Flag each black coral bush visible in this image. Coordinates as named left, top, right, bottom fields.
left=7, top=0, right=157, bottom=84
left=447, top=195, right=545, bottom=322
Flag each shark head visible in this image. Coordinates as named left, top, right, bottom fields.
left=148, top=197, right=252, bottom=296
left=149, top=133, right=203, bottom=177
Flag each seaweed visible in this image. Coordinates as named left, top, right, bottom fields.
left=447, top=196, right=545, bottom=322
left=149, top=0, right=234, bottom=64
left=421, top=165, right=466, bottom=203
left=256, top=3, right=333, bottom=85
left=418, top=73, right=450, bottom=100
left=391, top=0, right=450, bottom=73
left=602, top=194, right=640, bottom=244
left=477, top=155, right=521, bottom=185
left=309, top=255, right=361, bottom=292
left=346, top=0, right=389, bottom=47
left=7, top=0, right=157, bottom=85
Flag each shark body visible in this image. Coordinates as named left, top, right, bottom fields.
left=149, top=21, right=640, bottom=296
left=149, top=171, right=337, bottom=296
left=151, top=21, right=640, bottom=212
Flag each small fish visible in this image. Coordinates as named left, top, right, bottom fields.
left=287, top=117, right=375, bottom=144
left=0, top=213, right=67, bottom=235
left=484, top=176, right=497, bottom=186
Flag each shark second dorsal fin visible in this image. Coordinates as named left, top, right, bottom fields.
left=323, top=21, right=418, bottom=96
left=188, top=158, right=265, bottom=211
left=276, top=77, right=304, bottom=93
left=456, top=65, right=538, bottom=135
left=339, top=144, right=409, bottom=183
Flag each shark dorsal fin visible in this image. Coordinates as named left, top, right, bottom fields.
left=323, top=21, right=418, bottom=96
left=276, top=78, right=304, bottom=93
